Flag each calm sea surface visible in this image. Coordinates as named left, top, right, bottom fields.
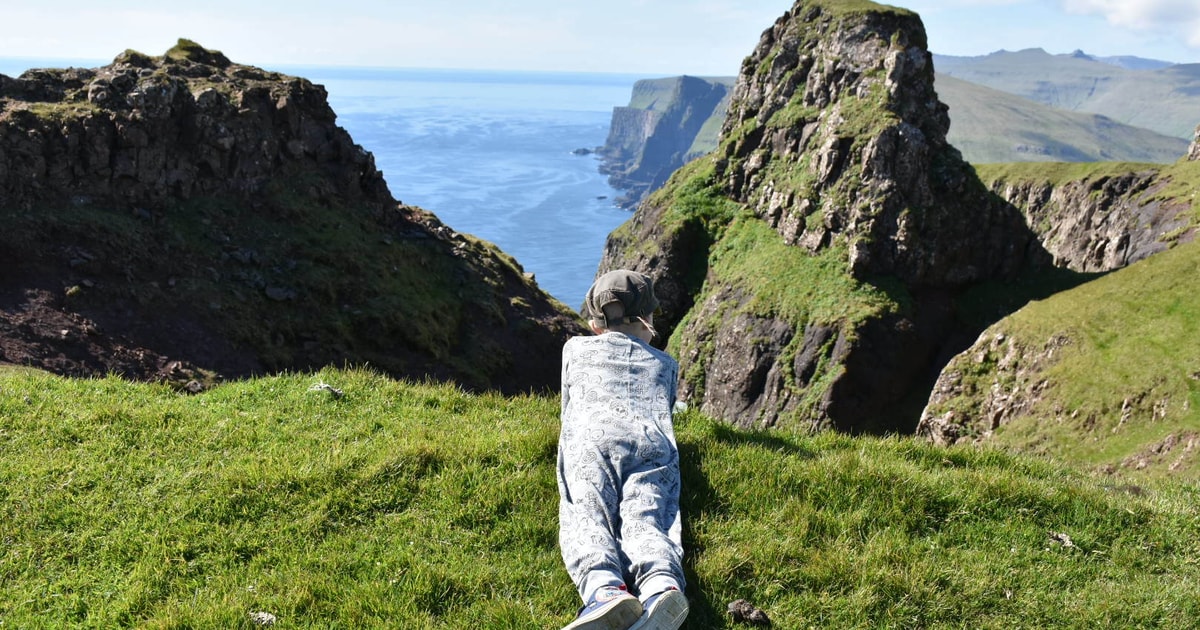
left=288, top=66, right=648, bottom=306
left=1, top=59, right=647, bottom=306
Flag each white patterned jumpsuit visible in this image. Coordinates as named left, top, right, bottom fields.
left=557, top=331, right=686, bottom=601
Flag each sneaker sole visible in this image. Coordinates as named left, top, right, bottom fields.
left=562, top=595, right=643, bottom=630
left=628, top=590, right=689, bottom=630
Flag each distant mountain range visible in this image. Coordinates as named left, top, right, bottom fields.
left=936, top=73, right=1187, bottom=164
left=599, top=48, right=1199, bottom=207
left=933, top=48, right=1200, bottom=139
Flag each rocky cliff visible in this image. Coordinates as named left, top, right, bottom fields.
left=0, top=40, right=585, bottom=392
left=599, top=75, right=733, bottom=209
left=977, top=163, right=1194, bottom=273
left=914, top=232, right=1200, bottom=477
left=916, top=132, right=1200, bottom=463
left=593, top=0, right=1199, bottom=434
left=596, top=0, right=1041, bottom=432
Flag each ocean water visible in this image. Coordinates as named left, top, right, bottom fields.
left=0, top=59, right=645, bottom=307
left=288, top=66, right=648, bottom=307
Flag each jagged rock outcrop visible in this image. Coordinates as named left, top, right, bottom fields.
left=714, top=3, right=1043, bottom=286
left=1190, top=124, right=1200, bottom=161
left=982, top=170, right=1193, bottom=272
left=917, top=330, right=1061, bottom=446
left=599, top=76, right=733, bottom=209
left=595, top=0, right=1200, bottom=433
left=0, top=46, right=392, bottom=210
left=0, top=40, right=585, bottom=392
left=596, top=0, right=1051, bottom=432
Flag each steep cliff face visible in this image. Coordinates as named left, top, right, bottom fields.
left=597, top=0, right=1050, bottom=432
left=980, top=167, right=1193, bottom=272
left=599, top=76, right=733, bottom=208
left=0, top=44, right=387, bottom=211
left=0, top=40, right=585, bottom=392
left=714, top=3, right=1041, bottom=286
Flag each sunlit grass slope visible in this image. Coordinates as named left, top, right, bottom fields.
left=2, top=367, right=1197, bottom=628
left=954, top=238, right=1200, bottom=479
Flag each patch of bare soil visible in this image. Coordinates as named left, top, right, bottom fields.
left=0, top=287, right=213, bottom=390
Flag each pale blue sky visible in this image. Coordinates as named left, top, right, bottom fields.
left=0, top=0, right=1197, bottom=75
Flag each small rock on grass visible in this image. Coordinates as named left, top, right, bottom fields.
left=728, top=598, right=770, bottom=626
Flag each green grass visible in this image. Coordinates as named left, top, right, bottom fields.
left=972, top=161, right=1165, bottom=189
left=977, top=239, right=1200, bottom=476
left=666, top=212, right=906, bottom=428
left=653, top=153, right=741, bottom=226
left=702, top=216, right=900, bottom=327
left=1, top=367, right=566, bottom=628
left=4, top=367, right=1196, bottom=628
left=1155, top=159, right=1200, bottom=224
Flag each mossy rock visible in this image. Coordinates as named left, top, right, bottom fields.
left=165, top=38, right=232, bottom=68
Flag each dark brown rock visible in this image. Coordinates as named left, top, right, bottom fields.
left=986, top=172, right=1192, bottom=272
left=728, top=599, right=771, bottom=626
left=714, top=1, right=1037, bottom=288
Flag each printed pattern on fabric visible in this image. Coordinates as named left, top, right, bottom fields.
left=557, top=332, right=685, bottom=599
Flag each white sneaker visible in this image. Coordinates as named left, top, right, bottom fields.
left=628, top=589, right=688, bottom=630
left=562, top=585, right=643, bottom=630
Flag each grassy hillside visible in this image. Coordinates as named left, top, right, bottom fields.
left=2, top=367, right=1198, bottom=628
left=937, top=74, right=1188, bottom=164
left=933, top=237, right=1200, bottom=480
left=0, top=44, right=583, bottom=394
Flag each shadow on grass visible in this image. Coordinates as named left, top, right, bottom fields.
left=677, top=419, right=815, bottom=627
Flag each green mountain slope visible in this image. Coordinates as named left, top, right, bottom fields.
left=921, top=235, right=1200, bottom=479
left=934, top=49, right=1200, bottom=139
left=937, top=73, right=1188, bottom=163
left=2, top=367, right=1198, bottom=628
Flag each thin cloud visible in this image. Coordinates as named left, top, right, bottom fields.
left=1062, top=0, right=1200, bottom=47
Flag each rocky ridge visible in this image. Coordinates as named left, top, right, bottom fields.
left=595, top=0, right=1197, bottom=434
left=982, top=167, right=1193, bottom=273
left=916, top=130, right=1200, bottom=456
left=0, top=40, right=585, bottom=392
left=599, top=0, right=1040, bottom=432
